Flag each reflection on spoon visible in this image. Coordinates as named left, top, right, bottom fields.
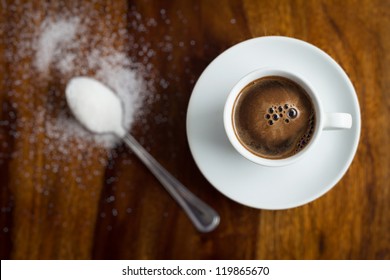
left=66, top=77, right=220, bottom=232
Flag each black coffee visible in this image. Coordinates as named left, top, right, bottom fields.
left=232, top=76, right=315, bottom=159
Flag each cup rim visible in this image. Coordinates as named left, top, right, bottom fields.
left=223, top=67, right=323, bottom=167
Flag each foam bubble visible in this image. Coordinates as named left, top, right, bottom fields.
left=288, top=108, right=298, bottom=119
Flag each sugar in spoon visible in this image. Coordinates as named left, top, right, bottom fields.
left=65, top=77, right=220, bottom=232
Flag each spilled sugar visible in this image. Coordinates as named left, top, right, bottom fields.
left=33, top=16, right=145, bottom=147
left=0, top=4, right=165, bottom=225
left=34, top=17, right=81, bottom=75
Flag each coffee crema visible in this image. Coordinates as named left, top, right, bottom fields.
left=232, top=76, right=316, bottom=159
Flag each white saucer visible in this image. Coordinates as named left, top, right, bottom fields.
left=186, top=36, right=361, bottom=210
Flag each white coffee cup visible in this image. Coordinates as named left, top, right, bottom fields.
left=223, top=68, right=352, bottom=167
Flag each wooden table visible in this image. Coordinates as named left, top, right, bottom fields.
left=0, top=0, right=389, bottom=259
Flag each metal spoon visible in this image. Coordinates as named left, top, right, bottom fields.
left=66, top=77, right=220, bottom=232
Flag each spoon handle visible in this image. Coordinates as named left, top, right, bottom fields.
left=122, top=133, right=220, bottom=232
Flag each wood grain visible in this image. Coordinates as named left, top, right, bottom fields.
left=0, top=0, right=389, bottom=259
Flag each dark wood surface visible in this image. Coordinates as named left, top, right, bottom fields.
left=1, top=0, right=389, bottom=259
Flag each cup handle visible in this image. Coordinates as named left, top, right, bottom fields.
left=323, top=113, right=352, bottom=130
